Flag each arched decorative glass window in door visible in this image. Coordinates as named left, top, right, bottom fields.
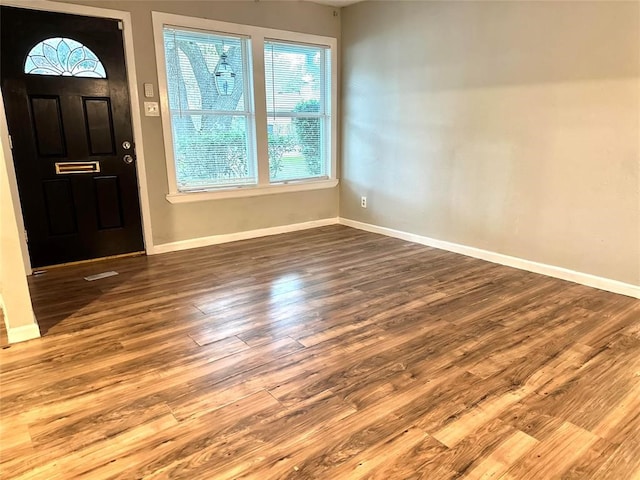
left=24, top=37, right=107, bottom=78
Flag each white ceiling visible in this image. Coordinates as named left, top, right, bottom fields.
left=305, top=0, right=364, bottom=7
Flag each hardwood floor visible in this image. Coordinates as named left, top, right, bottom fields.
left=1, top=225, right=639, bottom=479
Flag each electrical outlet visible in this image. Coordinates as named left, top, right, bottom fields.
left=144, top=101, right=160, bottom=117
left=360, top=196, right=367, bottom=208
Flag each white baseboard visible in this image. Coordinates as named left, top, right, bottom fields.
left=7, top=323, right=41, bottom=344
left=2, top=289, right=41, bottom=344
left=0, top=292, right=5, bottom=335
left=152, top=217, right=340, bottom=255
left=339, top=218, right=640, bottom=299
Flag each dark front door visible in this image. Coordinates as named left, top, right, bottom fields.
left=1, top=6, right=144, bottom=268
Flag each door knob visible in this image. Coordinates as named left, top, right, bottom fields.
left=123, top=154, right=134, bottom=164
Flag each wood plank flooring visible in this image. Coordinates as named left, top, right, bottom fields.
left=1, top=225, right=639, bottom=479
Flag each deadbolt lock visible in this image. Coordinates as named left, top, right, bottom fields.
left=122, top=141, right=132, bottom=150
left=123, top=154, right=134, bottom=164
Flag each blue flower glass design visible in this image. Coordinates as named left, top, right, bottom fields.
left=24, top=37, right=106, bottom=78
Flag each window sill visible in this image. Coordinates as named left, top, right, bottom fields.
left=166, top=178, right=339, bottom=204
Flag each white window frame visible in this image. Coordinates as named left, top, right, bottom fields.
left=152, top=12, right=338, bottom=203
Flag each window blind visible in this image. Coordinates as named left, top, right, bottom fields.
left=264, top=40, right=330, bottom=182
left=163, top=27, right=255, bottom=190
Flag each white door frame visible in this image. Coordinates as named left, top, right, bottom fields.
left=0, top=0, right=155, bottom=273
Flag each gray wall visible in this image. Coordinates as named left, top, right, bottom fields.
left=341, top=1, right=640, bottom=285
left=58, top=0, right=341, bottom=245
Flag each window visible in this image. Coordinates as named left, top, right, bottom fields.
left=153, top=13, right=337, bottom=201
left=162, top=28, right=254, bottom=190
left=24, top=37, right=106, bottom=78
left=265, top=41, right=330, bottom=182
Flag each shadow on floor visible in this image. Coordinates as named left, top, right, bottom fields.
left=28, top=255, right=147, bottom=336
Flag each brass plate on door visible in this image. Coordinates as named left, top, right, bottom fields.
left=55, top=161, right=100, bottom=174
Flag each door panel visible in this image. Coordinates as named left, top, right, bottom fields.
left=42, top=179, right=77, bottom=236
left=84, top=98, right=116, bottom=156
left=1, top=6, right=144, bottom=267
left=30, top=95, right=66, bottom=156
left=94, top=176, right=123, bottom=230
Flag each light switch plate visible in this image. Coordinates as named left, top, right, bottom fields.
left=143, top=83, right=154, bottom=98
left=144, top=101, right=160, bottom=117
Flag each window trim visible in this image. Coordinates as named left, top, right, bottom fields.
left=152, top=12, right=338, bottom=202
